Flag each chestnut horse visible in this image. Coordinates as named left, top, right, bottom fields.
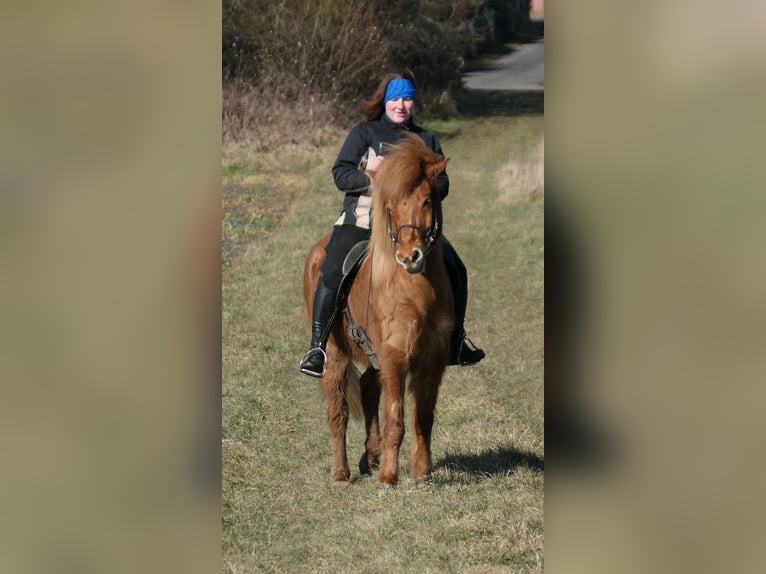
left=303, top=134, right=455, bottom=487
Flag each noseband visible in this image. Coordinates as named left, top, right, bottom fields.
left=386, top=204, right=439, bottom=256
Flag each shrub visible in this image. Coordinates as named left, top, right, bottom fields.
left=223, top=0, right=390, bottom=102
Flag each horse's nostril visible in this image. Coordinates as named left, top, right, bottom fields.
left=412, top=250, right=421, bottom=263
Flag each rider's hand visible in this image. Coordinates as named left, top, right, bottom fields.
left=367, top=155, right=385, bottom=172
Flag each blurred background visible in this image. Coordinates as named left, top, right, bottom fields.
left=0, top=2, right=221, bottom=572
left=546, top=2, right=766, bottom=572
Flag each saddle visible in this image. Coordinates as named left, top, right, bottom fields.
left=339, top=240, right=369, bottom=291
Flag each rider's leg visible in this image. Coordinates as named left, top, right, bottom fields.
left=442, top=238, right=485, bottom=366
left=299, top=225, right=371, bottom=377
left=299, top=276, right=337, bottom=377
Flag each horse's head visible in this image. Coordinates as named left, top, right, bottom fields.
left=370, top=134, right=449, bottom=274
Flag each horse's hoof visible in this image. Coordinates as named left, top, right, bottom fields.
left=359, top=453, right=371, bottom=476
left=376, top=482, right=396, bottom=493
left=415, top=475, right=433, bottom=487
left=333, top=480, right=349, bottom=489
left=359, top=452, right=380, bottom=475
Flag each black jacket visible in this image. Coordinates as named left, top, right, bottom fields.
left=331, top=115, right=449, bottom=229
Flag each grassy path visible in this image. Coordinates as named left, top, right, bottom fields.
left=222, top=115, right=544, bottom=572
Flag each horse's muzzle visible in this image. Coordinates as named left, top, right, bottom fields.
left=396, top=247, right=425, bottom=274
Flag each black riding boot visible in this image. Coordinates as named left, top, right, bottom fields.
left=299, top=279, right=338, bottom=377
left=445, top=257, right=486, bottom=367
left=450, top=330, right=485, bottom=366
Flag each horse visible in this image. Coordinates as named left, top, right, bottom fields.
left=303, top=133, right=455, bottom=487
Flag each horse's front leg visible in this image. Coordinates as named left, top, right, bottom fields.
left=409, top=368, right=443, bottom=485
left=322, top=352, right=350, bottom=486
left=377, top=353, right=407, bottom=487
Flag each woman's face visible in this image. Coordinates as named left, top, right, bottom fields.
left=384, top=97, right=415, bottom=124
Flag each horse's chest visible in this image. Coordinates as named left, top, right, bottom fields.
left=387, top=301, right=445, bottom=350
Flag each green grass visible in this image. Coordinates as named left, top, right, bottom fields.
left=222, top=115, right=544, bottom=572
left=222, top=181, right=294, bottom=268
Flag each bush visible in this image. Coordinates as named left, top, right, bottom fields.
left=223, top=0, right=390, bottom=102
left=222, top=80, right=347, bottom=153
left=387, top=14, right=472, bottom=115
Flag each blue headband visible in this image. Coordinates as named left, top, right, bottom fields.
left=384, top=78, right=416, bottom=103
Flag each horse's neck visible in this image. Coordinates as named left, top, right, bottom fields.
left=370, top=250, right=444, bottom=299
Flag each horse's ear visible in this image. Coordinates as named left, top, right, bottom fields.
left=425, top=157, right=449, bottom=182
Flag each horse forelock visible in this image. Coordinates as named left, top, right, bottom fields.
left=371, top=135, right=440, bottom=214
left=370, top=135, right=443, bottom=286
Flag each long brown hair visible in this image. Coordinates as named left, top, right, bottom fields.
left=359, top=69, right=417, bottom=121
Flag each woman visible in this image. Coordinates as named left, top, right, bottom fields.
left=299, top=70, right=485, bottom=377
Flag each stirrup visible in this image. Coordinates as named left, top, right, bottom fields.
left=299, top=347, right=327, bottom=378
left=456, top=336, right=485, bottom=367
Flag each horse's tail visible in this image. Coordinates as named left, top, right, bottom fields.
left=304, top=233, right=331, bottom=316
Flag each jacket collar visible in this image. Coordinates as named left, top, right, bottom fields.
left=381, top=114, right=414, bottom=131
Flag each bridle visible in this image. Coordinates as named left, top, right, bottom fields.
left=386, top=201, right=440, bottom=257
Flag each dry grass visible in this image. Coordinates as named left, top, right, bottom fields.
left=495, top=133, right=544, bottom=204
left=222, top=82, right=349, bottom=155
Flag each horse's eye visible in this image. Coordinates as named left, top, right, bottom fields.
left=423, top=198, right=432, bottom=208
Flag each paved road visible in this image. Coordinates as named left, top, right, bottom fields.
left=462, top=38, right=544, bottom=91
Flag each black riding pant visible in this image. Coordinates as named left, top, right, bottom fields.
left=442, top=237, right=468, bottom=331
left=319, top=224, right=372, bottom=289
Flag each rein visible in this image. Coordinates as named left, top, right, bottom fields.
left=386, top=204, right=439, bottom=256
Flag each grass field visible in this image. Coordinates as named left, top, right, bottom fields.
left=222, top=114, right=544, bottom=572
